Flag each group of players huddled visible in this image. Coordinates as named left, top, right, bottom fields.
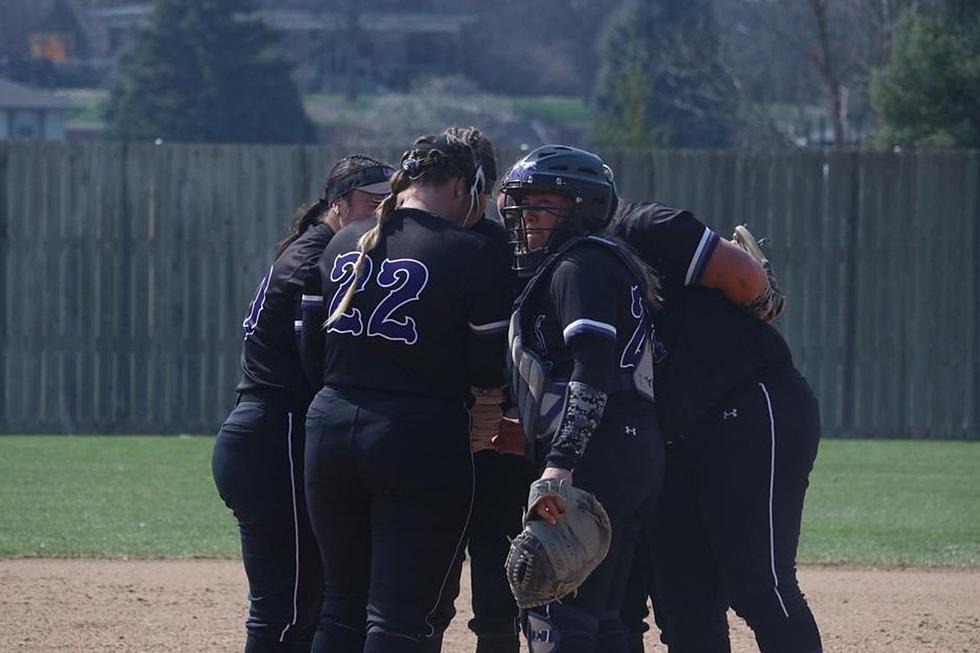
left=211, top=126, right=823, bottom=653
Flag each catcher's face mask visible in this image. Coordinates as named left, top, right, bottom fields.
left=500, top=190, right=574, bottom=276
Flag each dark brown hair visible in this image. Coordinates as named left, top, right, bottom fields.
left=274, top=154, right=390, bottom=259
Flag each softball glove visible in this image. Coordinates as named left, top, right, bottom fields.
left=732, top=224, right=786, bottom=322
left=505, top=478, right=612, bottom=609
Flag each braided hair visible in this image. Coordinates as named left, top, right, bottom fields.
left=326, top=127, right=496, bottom=326
left=275, top=154, right=391, bottom=259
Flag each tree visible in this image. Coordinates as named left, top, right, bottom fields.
left=105, top=0, right=313, bottom=144
left=712, top=0, right=925, bottom=147
left=871, top=1, right=980, bottom=147
left=593, top=0, right=739, bottom=148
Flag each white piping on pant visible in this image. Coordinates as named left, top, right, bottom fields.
left=423, top=405, right=476, bottom=638
left=759, top=382, right=790, bottom=619
left=279, top=411, right=302, bottom=642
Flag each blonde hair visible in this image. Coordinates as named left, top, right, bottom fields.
left=326, top=127, right=496, bottom=326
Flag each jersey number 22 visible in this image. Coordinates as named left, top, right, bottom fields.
left=327, top=252, right=430, bottom=345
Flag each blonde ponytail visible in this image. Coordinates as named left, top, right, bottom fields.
left=325, top=174, right=404, bottom=327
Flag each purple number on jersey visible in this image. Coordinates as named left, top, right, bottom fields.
left=366, top=258, right=430, bottom=344
left=620, top=285, right=649, bottom=368
left=242, top=265, right=274, bottom=339
left=327, top=252, right=374, bottom=336
left=327, top=252, right=429, bottom=344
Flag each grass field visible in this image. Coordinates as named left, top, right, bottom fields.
left=0, top=437, right=977, bottom=564
left=55, top=89, right=593, bottom=133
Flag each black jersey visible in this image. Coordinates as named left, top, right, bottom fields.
left=470, top=214, right=521, bottom=301
left=654, top=288, right=793, bottom=436
left=237, top=223, right=334, bottom=404
left=608, top=200, right=794, bottom=436
left=607, top=200, right=721, bottom=307
left=521, top=244, right=653, bottom=387
left=311, top=208, right=511, bottom=402
left=510, top=238, right=659, bottom=445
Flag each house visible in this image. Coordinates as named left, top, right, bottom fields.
left=0, top=78, right=73, bottom=140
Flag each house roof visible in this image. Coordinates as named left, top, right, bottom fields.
left=0, top=78, right=74, bottom=110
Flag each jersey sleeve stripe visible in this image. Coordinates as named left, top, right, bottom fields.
left=301, top=294, right=324, bottom=305
left=684, top=228, right=720, bottom=287
left=469, top=319, right=509, bottom=334
left=563, top=318, right=617, bottom=343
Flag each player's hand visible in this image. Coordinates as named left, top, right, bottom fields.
left=534, top=466, right=573, bottom=524
left=491, top=416, right=526, bottom=456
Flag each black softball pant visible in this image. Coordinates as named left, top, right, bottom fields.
left=430, top=450, right=536, bottom=653
left=304, top=386, right=474, bottom=653
left=212, top=393, right=323, bottom=653
left=623, top=367, right=822, bottom=653
left=524, top=398, right=664, bottom=653
left=469, top=451, right=537, bottom=652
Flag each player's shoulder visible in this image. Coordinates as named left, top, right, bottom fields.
left=611, top=199, right=693, bottom=230
left=289, top=223, right=334, bottom=256
left=273, top=223, right=334, bottom=274
left=469, top=215, right=507, bottom=241
left=325, top=217, right=372, bottom=253
left=552, top=237, right=632, bottom=283
left=437, top=215, right=500, bottom=255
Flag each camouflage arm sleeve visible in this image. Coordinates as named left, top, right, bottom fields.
left=545, top=381, right=608, bottom=470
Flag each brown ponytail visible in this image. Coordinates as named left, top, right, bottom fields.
left=274, top=200, right=327, bottom=259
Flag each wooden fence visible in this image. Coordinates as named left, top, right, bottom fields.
left=0, top=142, right=977, bottom=438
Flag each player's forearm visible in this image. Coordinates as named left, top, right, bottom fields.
left=547, top=334, right=615, bottom=470
left=545, top=380, right=608, bottom=471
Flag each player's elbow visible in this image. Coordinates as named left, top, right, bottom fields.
left=732, top=264, right=768, bottom=304
left=700, top=240, right=768, bottom=304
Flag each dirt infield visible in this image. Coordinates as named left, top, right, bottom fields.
left=0, top=559, right=978, bottom=652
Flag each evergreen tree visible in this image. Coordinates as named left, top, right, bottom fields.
left=105, top=0, right=313, bottom=144
left=871, top=1, right=980, bottom=148
left=594, top=0, right=738, bottom=148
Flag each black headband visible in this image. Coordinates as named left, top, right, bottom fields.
left=322, top=164, right=395, bottom=207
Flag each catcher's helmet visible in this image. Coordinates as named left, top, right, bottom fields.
left=499, top=145, right=616, bottom=276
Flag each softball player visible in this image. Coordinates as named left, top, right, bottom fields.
left=430, top=210, right=536, bottom=653
left=609, top=201, right=822, bottom=653
left=498, top=145, right=664, bottom=653
left=211, top=155, right=394, bottom=653
left=301, top=127, right=513, bottom=653
left=385, top=130, right=530, bottom=653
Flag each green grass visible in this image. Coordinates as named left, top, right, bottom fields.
left=302, top=92, right=592, bottom=129
left=510, top=96, right=592, bottom=125
left=55, top=88, right=108, bottom=129
left=0, top=435, right=238, bottom=557
left=799, top=439, right=980, bottom=566
left=0, top=437, right=977, bottom=564
left=56, top=89, right=593, bottom=133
